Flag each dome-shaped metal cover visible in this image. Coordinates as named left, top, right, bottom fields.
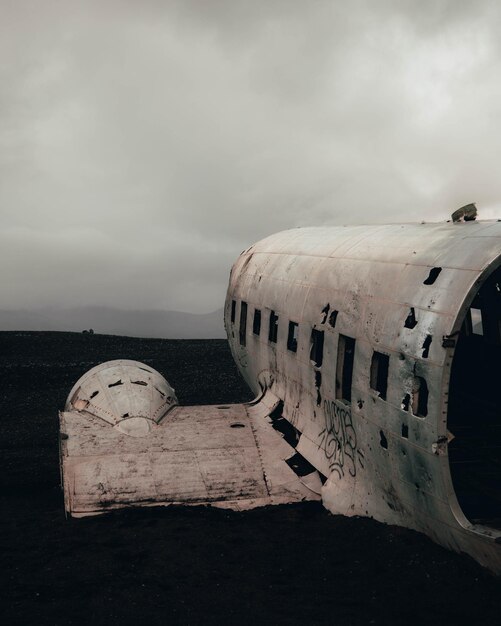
left=65, top=360, right=177, bottom=436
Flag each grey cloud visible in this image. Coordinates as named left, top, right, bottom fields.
left=1, top=0, right=501, bottom=315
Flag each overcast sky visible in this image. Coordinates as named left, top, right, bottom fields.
left=2, top=0, right=501, bottom=314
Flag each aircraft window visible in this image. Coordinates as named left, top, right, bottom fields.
left=404, top=307, right=418, bottom=329
left=336, top=334, right=356, bottom=403
left=239, top=301, right=248, bottom=347
left=412, top=376, right=428, bottom=417
left=253, top=309, right=261, bottom=336
left=310, top=329, right=324, bottom=366
left=287, top=321, right=299, bottom=352
left=269, top=310, right=279, bottom=343
left=231, top=300, right=236, bottom=323
left=370, top=351, right=389, bottom=400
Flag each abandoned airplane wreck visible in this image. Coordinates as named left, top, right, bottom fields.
left=60, top=215, right=501, bottom=573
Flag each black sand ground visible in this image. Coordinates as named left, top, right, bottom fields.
left=1, top=331, right=500, bottom=625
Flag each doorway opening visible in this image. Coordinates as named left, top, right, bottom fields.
left=448, top=264, right=501, bottom=528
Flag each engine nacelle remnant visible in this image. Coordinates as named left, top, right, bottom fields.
left=65, top=360, right=178, bottom=436
left=225, top=220, right=501, bottom=573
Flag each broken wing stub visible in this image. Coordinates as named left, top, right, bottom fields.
left=59, top=361, right=320, bottom=517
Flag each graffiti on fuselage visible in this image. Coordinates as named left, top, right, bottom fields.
left=318, top=399, right=358, bottom=479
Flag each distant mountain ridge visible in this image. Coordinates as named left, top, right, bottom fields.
left=0, top=307, right=225, bottom=339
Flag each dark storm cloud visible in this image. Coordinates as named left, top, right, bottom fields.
left=1, top=0, right=501, bottom=313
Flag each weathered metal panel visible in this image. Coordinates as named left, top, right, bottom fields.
left=225, top=220, right=501, bottom=572
left=60, top=400, right=321, bottom=517
left=65, top=360, right=178, bottom=437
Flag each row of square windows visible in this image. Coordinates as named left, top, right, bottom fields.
left=230, top=299, right=428, bottom=416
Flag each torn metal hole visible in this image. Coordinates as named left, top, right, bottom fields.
left=122, top=413, right=129, bottom=418
left=404, top=308, right=418, bottom=329
left=310, top=328, right=324, bottom=367
left=108, top=380, right=123, bottom=388
left=314, top=371, right=322, bottom=407
left=401, top=423, right=409, bottom=438
left=321, top=303, right=330, bottom=324
left=380, top=430, right=388, bottom=449
left=328, top=310, right=338, bottom=328
left=90, top=390, right=99, bottom=399
left=412, top=376, right=428, bottom=417
left=269, top=401, right=299, bottom=447
left=422, top=334, right=432, bottom=358
left=131, top=380, right=148, bottom=386
left=423, top=267, right=442, bottom=285
left=285, top=452, right=316, bottom=477
left=401, top=394, right=410, bottom=411
left=230, top=422, right=245, bottom=428
left=370, top=351, right=389, bottom=400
